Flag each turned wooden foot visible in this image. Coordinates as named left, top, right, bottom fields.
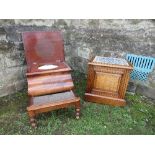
left=30, top=117, right=37, bottom=128
left=28, top=110, right=37, bottom=128
left=76, top=108, right=80, bottom=119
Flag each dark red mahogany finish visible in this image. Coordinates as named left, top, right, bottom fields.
left=22, top=31, right=65, bottom=66
left=22, top=31, right=80, bottom=127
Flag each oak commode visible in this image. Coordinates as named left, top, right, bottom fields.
left=85, top=56, right=133, bottom=106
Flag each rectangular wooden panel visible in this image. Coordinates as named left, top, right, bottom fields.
left=22, top=31, right=65, bottom=66
left=94, top=72, right=121, bottom=92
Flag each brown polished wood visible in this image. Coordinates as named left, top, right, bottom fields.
left=22, top=31, right=80, bottom=127
left=27, top=72, right=74, bottom=96
left=27, top=91, right=80, bottom=127
left=85, top=58, right=133, bottom=106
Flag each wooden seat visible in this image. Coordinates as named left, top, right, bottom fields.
left=22, top=31, right=80, bottom=127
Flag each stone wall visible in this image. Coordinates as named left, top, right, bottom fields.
left=0, top=19, right=155, bottom=98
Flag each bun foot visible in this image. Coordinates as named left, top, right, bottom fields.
left=76, top=115, right=80, bottom=119
left=31, top=122, right=37, bottom=128
left=30, top=117, right=37, bottom=128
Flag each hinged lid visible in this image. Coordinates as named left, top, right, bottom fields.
left=93, top=56, right=129, bottom=66
left=22, top=31, right=65, bottom=66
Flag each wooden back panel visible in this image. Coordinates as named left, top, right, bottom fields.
left=22, top=31, right=65, bottom=68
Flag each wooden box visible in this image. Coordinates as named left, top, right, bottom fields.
left=85, top=56, right=133, bottom=106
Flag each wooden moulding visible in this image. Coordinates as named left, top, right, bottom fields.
left=85, top=93, right=126, bottom=106
left=27, top=71, right=74, bottom=96
left=88, top=62, right=133, bottom=70
left=26, top=62, right=72, bottom=76
left=85, top=60, right=133, bottom=106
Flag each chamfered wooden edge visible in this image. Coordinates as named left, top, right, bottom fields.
left=84, top=93, right=126, bottom=106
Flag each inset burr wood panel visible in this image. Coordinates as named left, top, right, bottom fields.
left=94, top=72, right=121, bottom=92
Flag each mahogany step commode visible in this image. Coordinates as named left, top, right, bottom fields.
left=22, top=31, right=80, bottom=127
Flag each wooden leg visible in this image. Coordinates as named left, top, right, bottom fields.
left=30, top=117, right=37, bottom=128
left=28, top=110, right=37, bottom=128
left=75, top=107, right=80, bottom=119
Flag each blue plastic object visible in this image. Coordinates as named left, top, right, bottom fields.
left=126, top=54, right=155, bottom=81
